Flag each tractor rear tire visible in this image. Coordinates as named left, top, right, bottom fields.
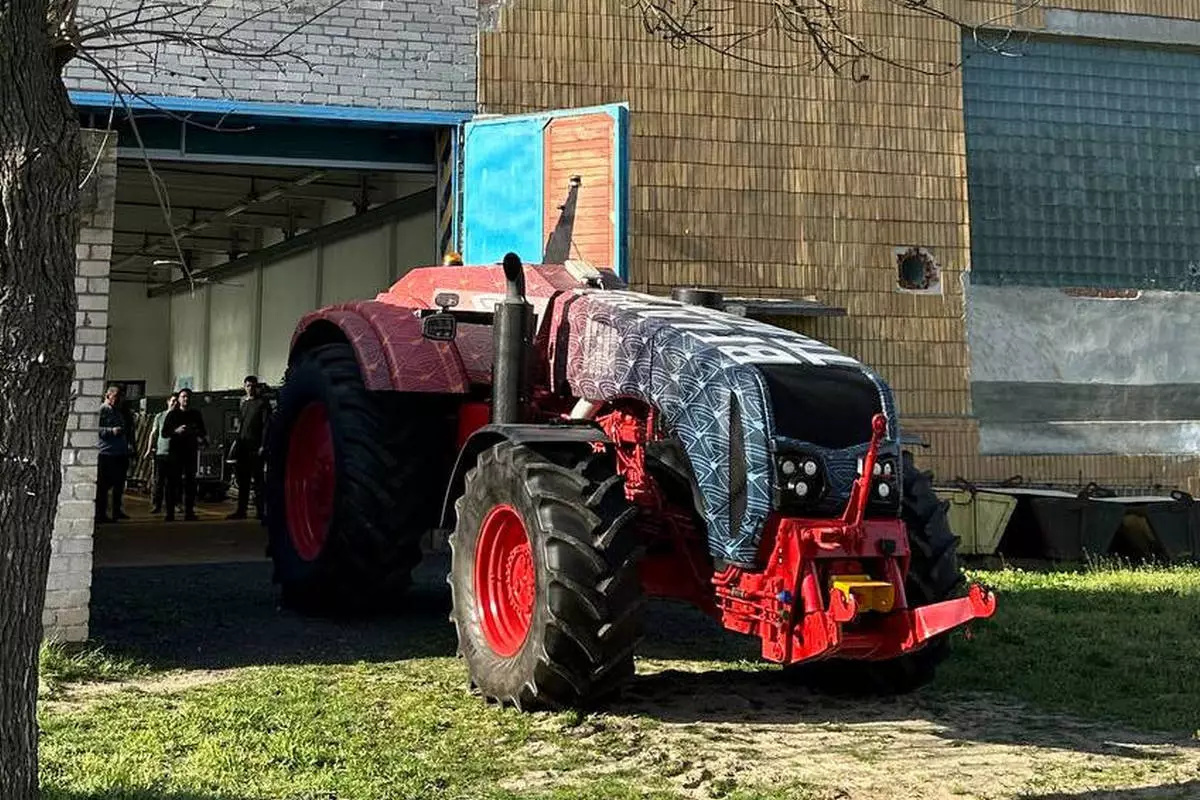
left=788, top=449, right=965, bottom=695
left=264, top=341, right=444, bottom=615
left=448, top=441, right=644, bottom=710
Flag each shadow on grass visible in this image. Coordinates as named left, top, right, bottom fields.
left=1027, top=782, right=1200, bottom=799
left=43, top=792, right=252, bottom=800
left=88, top=557, right=459, bottom=672
left=612, top=666, right=1194, bottom=762
left=617, top=579, right=1200, bottom=757
left=90, top=556, right=1199, bottom=755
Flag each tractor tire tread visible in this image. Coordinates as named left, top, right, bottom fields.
left=266, top=342, right=443, bottom=615
left=448, top=440, right=644, bottom=710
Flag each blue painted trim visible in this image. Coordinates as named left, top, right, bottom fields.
left=468, top=103, right=631, bottom=129
left=69, top=90, right=472, bottom=127
left=450, top=124, right=462, bottom=253
left=611, top=104, right=630, bottom=282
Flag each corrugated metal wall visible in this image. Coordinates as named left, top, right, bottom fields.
left=963, top=35, right=1200, bottom=291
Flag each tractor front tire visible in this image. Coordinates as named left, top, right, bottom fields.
left=448, top=441, right=644, bottom=710
left=265, top=341, right=443, bottom=615
left=788, top=450, right=965, bottom=695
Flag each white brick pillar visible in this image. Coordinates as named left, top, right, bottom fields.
left=43, top=130, right=117, bottom=643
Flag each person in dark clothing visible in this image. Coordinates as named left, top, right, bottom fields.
left=162, top=387, right=208, bottom=521
left=229, top=375, right=272, bottom=520
left=96, top=385, right=130, bottom=523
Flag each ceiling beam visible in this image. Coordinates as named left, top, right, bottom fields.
left=116, top=201, right=322, bottom=227
left=113, top=169, right=327, bottom=271
left=148, top=186, right=436, bottom=298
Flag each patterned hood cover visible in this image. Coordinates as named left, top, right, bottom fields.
left=556, top=289, right=899, bottom=565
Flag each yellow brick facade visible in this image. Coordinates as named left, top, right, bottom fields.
left=478, top=0, right=1200, bottom=495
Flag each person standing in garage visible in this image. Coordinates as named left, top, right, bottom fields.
left=96, top=385, right=130, bottom=523
left=229, top=375, right=271, bottom=520
left=144, top=392, right=179, bottom=515
left=162, top=387, right=208, bottom=522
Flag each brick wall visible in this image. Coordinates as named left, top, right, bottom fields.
left=477, top=0, right=1200, bottom=495
left=44, top=130, right=117, bottom=643
left=65, top=0, right=477, bottom=111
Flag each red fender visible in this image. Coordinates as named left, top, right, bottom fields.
left=290, top=301, right=469, bottom=394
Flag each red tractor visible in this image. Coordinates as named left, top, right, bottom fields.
left=264, top=253, right=996, bottom=709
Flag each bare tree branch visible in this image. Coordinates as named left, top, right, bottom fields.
left=74, top=48, right=197, bottom=288
left=627, top=0, right=1042, bottom=78
left=62, top=0, right=360, bottom=288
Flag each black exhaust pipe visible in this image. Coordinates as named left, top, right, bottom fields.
left=671, top=287, right=724, bottom=309
left=492, top=252, right=534, bottom=424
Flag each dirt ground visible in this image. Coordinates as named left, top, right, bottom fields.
left=83, top=554, right=1200, bottom=800
left=521, top=667, right=1200, bottom=799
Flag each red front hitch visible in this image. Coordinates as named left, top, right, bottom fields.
left=712, top=413, right=997, bottom=665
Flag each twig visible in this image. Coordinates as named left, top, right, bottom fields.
left=78, top=104, right=115, bottom=190
left=75, top=50, right=195, bottom=290
left=627, top=0, right=1039, bottom=77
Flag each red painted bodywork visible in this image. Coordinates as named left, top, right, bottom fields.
left=290, top=265, right=583, bottom=393
left=287, top=263, right=997, bottom=668
left=475, top=504, right=536, bottom=658
left=291, top=301, right=470, bottom=393
left=596, top=405, right=996, bottom=665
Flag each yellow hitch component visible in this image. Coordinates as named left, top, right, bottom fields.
left=830, top=574, right=895, bottom=614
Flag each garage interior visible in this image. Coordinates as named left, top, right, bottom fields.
left=84, top=102, right=460, bottom=568
left=109, top=160, right=438, bottom=396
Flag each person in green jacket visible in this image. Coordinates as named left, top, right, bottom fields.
left=145, top=392, right=178, bottom=515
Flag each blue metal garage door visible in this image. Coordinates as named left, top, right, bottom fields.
left=962, top=35, right=1200, bottom=291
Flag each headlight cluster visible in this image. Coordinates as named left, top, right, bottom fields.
left=858, top=455, right=899, bottom=506
left=776, top=453, right=825, bottom=505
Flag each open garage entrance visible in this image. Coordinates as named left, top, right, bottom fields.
left=73, top=94, right=465, bottom=569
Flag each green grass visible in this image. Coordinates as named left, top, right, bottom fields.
left=40, top=641, right=152, bottom=698
left=38, top=562, right=1200, bottom=799
left=940, top=560, right=1200, bottom=734
left=39, top=659, right=693, bottom=800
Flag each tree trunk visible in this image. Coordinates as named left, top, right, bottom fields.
left=0, top=0, right=83, bottom=797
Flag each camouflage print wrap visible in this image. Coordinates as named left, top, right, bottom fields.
left=560, top=289, right=900, bottom=565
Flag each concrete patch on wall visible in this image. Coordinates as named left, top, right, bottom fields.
left=478, top=0, right=515, bottom=31
left=208, top=281, right=255, bottom=390
left=965, top=280, right=1200, bottom=456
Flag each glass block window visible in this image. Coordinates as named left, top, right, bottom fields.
left=962, top=34, right=1200, bottom=291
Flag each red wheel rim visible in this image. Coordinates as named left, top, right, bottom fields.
left=285, top=402, right=335, bottom=561
left=475, top=505, right=535, bottom=657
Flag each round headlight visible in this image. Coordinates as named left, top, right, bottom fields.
left=877, top=482, right=891, bottom=499
left=872, top=461, right=883, bottom=477
left=803, top=459, right=818, bottom=477
left=781, top=459, right=797, bottom=476
left=883, top=461, right=894, bottom=476
left=795, top=481, right=809, bottom=498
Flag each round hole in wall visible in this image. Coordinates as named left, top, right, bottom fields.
left=896, top=247, right=939, bottom=292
